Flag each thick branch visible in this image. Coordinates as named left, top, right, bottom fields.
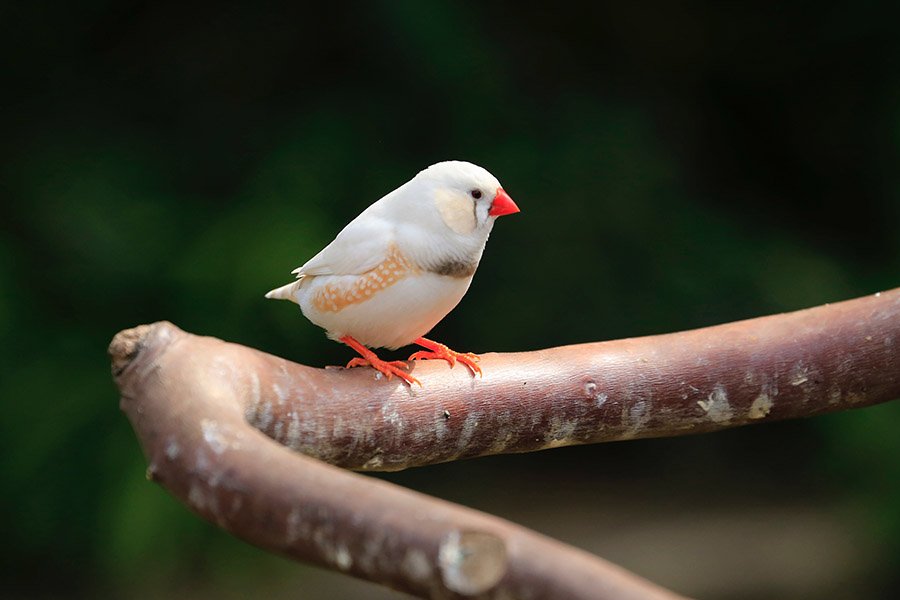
left=112, top=327, right=685, bottom=599
left=110, top=289, right=898, bottom=598
left=118, top=289, right=898, bottom=471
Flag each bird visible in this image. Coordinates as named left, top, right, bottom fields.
left=265, top=160, right=520, bottom=386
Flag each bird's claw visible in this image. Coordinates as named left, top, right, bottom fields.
left=346, top=356, right=421, bottom=386
left=409, top=345, right=483, bottom=378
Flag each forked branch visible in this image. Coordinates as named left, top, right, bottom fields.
left=110, top=289, right=899, bottom=599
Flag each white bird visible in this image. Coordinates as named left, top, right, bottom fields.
left=266, top=160, right=520, bottom=385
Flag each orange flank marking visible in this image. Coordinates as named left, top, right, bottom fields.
left=340, top=335, right=420, bottom=386
left=312, top=245, right=419, bottom=313
left=408, top=337, right=482, bottom=378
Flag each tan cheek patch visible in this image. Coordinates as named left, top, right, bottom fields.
left=434, top=189, right=476, bottom=234
left=311, top=245, right=420, bottom=313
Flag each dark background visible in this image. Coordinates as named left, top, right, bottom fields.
left=3, top=2, right=899, bottom=598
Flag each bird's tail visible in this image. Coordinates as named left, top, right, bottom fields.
left=265, top=280, right=301, bottom=304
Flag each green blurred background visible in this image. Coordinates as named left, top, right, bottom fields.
left=3, top=2, right=899, bottom=598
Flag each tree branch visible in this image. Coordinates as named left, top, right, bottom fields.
left=111, top=331, right=686, bottom=599
left=110, top=289, right=899, bottom=599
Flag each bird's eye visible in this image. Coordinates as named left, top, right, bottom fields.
left=470, top=189, right=482, bottom=199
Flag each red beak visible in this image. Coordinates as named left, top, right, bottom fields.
left=488, top=187, right=520, bottom=217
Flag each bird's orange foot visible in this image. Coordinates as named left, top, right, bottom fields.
left=409, top=337, right=482, bottom=378
left=345, top=356, right=420, bottom=386
left=340, top=336, right=420, bottom=386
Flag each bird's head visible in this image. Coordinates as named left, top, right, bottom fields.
left=417, top=161, right=520, bottom=236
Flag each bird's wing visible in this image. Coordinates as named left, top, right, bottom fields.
left=293, top=213, right=394, bottom=277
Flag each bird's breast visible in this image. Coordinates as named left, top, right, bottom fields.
left=299, top=270, right=473, bottom=349
left=295, top=242, right=478, bottom=348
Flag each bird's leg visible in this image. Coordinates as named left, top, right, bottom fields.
left=340, top=336, right=421, bottom=386
left=408, top=337, right=482, bottom=377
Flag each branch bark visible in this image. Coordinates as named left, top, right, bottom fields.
left=110, top=289, right=899, bottom=599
